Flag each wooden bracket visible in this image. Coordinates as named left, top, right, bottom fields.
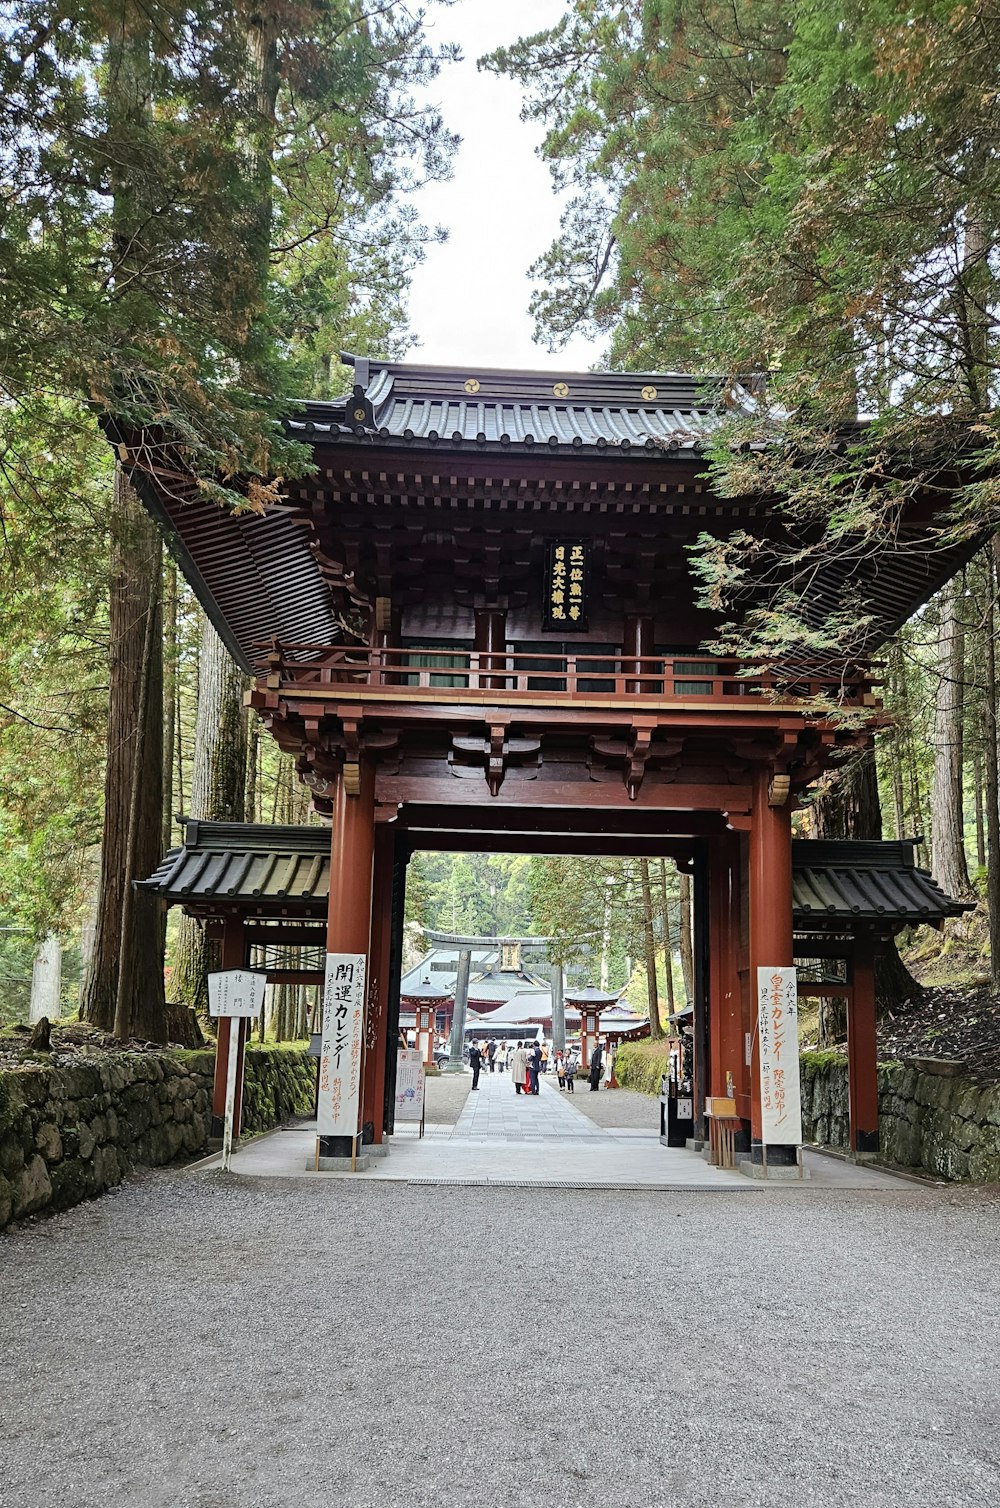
left=768, top=773, right=791, bottom=807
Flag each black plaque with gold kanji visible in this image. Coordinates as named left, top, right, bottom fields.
left=543, top=539, right=589, bottom=632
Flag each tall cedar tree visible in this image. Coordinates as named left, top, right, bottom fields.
left=486, top=3, right=1000, bottom=660
left=2, top=2, right=455, bottom=1033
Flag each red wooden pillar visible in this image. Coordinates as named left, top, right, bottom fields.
left=748, top=766, right=794, bottom=1162
left=708, top=835, right=743, bottom=1105
left=211, top=914, right=248, bottom=1139
left=622, top=613, right=655, bottom=694
left=848, top=939, right=880, bottom=1156
left=361, top=821, right=394, bottom=1146
left=322, top=758, right=376, bottom=1157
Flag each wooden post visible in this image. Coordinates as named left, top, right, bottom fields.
left=709, top=835, right=746, bottom=1114
left=848, top=939, right=880, bottom=1156
left=360, top=822, right=394, bottom=1146
left=622, top=613, right=655, bottom=694
left=474, top=607, right=507, bottom=691
left=211, top=914, right=247, bottom=1139
left=321, top=758, right=376, bottom=1159
left=748, top=766, right=794, bottom=1165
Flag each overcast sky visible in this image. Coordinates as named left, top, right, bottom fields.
left=403, top=0, right=603, bottom=373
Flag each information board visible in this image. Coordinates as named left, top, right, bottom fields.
left=756, top=966, right=803, bottom=1146
left=317, top=953, right=366, bottom=1138
left=207, top=970, right=267, bottom=1019
left=394, top=1048, right=426, bottom=1125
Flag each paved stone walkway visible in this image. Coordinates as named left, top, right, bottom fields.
left=449, top=1066, right=608, bottom=1140
left=215, top=1068, right=911, bottom=1192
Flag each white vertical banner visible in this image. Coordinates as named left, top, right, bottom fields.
left=756, top=966, right=803, bottom=1145
left=317, top=953, right=366, bottom=1138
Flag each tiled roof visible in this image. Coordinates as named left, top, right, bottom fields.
left=791, top=839, right=971, bottom=928
left=138, top=826, right=969, bottom=932
left=287, top=356, right=728, bottom=458
left=137, top=820, right=330, bottom=913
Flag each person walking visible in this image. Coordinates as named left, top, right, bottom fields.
left=588, top=1041, right=603, bottom=1091
left=509, top=1040, right=529, bottom=1095
left=469, top=1041, right=483, bottom=1091
left=487, top=1039, right=497, bottom=1073
left=564, top=1050, right=577, bottom=1093
left=555, top=1050, right=565, bottom=1090
left=529, top=1040, right=542, bottom=1095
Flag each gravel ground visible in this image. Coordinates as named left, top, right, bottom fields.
left=562, top=1081, right=661, bottom=1130
left=2, top=1172, right=999, bottom=1508
left=424, top=1068, right=472, bottom=1124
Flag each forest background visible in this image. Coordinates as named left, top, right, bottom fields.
left=2, top=1, right=1000, bottom=1048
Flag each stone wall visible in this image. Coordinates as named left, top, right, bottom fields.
left=800, top=1051, right=1000, bottom=1181
left=0, top=1045, right=315, bottom=1230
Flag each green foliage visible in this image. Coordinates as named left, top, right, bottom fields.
left=406, top=852, right=536, bottom=938
left=486, top=1, right=1000, bottom=660
left=0, top=1, right=458, bottom=955
left=613, top=1040, right=672, bottom=1097
left=0, top=1, right=458, bottom=495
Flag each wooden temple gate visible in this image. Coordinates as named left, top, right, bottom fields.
left=126, top=359, right=973, bottom=1168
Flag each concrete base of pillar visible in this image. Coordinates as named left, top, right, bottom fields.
left=738, top=1156, right=809, bottom=1181
left=309, top=1154, right=372, bottom=1172
left=307, top=1158, right=374, bottom=1170
left=442, top=1061, right=467, bottom=1074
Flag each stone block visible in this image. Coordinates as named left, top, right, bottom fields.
left=16, top=1068, right=52, bottom=1105
left=50, top=1159, right=89, bottom=1210
left=77, top=1120, right=96, bottom=1161
left=1, top=1131, right=27, bottom=1182
left=35, top=1121, right=62, bottom=1164
left=14, top=1154, right=52, bottom=1217
left=952, top=1083, right=984, bottom=1122
left=0, top=1173, right=13, bottom=1228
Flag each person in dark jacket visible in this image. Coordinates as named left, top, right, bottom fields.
left=588, top=1042, right=603, bottom=1091
left=529, top=1041, right=542, bottom=1095
left=487, top=1038, right=497, bottom=1073
left=469, top=1042, right=483, bottom=1090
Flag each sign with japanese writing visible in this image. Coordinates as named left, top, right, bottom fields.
left=756, top=966, right=802, bottom=1145
left=207, top=970, right=267, bottom=1019
left=317, top=953, right=366, bottom=1138
left=542, top=539, right=589, bottom=632
left=394, top=1049, right=426, bottom=1124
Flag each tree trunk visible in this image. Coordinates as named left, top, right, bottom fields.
left=931, top=577, right=973, bottom=900
left=658, top=859, right=676, bottom=1014
left=678, top=871, right=695, bottom=1003
left=984, top=542, right=1000, bottom=991
left=82, top=468, right=166, bottom=1039
left=173, top=614, right=249, bottom=1008
left=162, top=561, right=177, bottom=855
left=639, top=859, right=662, bottom=1038
left=813, top=748, right=923, bottom=1010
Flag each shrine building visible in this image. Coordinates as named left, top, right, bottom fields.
left=124, top=358, right=972, bottom=1168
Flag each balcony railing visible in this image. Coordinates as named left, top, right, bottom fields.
left=255, top=642, right=880, bottom=708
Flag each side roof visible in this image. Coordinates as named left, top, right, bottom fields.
left=791, top=838, right=971, bottom=930
left=138, top=825, right=971, bottom=933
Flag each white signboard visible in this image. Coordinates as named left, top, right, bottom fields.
left=756, top=966, right=802, bottom=1145
left=317, top=952, right=366, bottom=1138
left=207, top=970, right=267, bottom=1019
left=394, top=1048, right=426, bottom=1125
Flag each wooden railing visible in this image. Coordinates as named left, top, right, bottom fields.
left=255, top=642, right=880, bottom=707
